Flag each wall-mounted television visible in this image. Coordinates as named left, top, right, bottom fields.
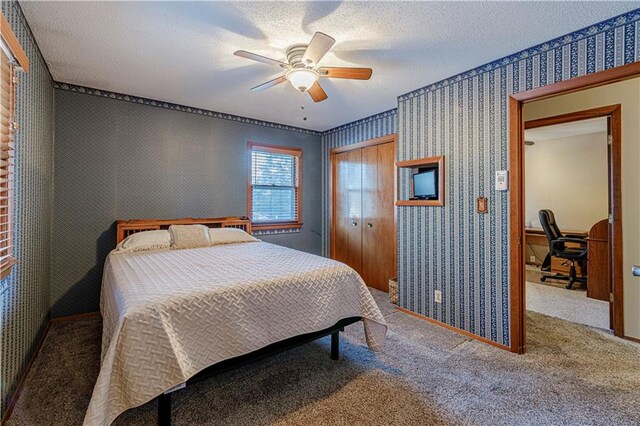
left=412, top=168, right=438, bottom=200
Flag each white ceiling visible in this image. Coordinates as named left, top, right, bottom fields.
left=525, top=117, right=608, bottom=142
left=20, top=1, right=639, bottom=132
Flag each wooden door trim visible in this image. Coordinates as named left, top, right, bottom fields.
left=329, top=134, right=397, bottom=275
left=524, top=105, right=623, bottom=129
left=512, top=61, right=640, bottom=103
left=509, top=67, right=634, bottom=354
left=330, top=134, right=397, bottom=154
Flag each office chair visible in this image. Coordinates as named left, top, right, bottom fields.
left=539, top=209, right=588, bottom=289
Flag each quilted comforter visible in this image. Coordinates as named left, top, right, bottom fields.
left=84, top=241, right=387, bottom=425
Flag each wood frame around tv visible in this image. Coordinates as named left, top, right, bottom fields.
left=395, top=155, right=444, bottom=206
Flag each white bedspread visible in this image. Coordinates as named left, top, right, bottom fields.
left=85, top=242, right=387, bottom=425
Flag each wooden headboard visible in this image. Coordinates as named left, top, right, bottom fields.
left=116, top=217, right=252, bottom=244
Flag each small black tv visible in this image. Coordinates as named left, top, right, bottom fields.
left=413, top=168, right=438, bottom=200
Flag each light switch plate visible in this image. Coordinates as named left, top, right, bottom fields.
left=434, top=290, right=442, bottom=303
left=495, top=170, right=509, bottom=191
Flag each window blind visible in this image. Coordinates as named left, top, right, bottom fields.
left=0, top=48, right=15, bottom=274
left=250, top=147, right=300, bottom=224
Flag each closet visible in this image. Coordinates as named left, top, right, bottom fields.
left=330, top=135, right=396, bottom=292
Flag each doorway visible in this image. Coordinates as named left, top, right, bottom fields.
left=508, top=63, right=640, bottom=354
left=523, top=111, right=613, bottom=331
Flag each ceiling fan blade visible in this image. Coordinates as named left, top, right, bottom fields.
left=234, top=50, right=289, bottom=69
left=318, top=67, right=372, bottom=80
left=307, top=81, right=328, bottom=103
left=302, top=32, right=335, bottom=66
left=250, top=75, right=287, bottom=92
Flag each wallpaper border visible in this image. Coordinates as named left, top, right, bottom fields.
left=52, top=82, right=322, bottom=136
left=399, top=8, right=640, bottom=101
left=322, top=108, right=398, bottom=136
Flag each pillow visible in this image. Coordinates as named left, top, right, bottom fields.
left=169, top=224, right=211, bottom=249
left=209, top=228, right=259, bottom=245
left=114, top=230, right=171, bottom=253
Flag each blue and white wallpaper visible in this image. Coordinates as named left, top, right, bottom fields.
left=396, top=10, right=640, bottom=346
left=320, top=109, right=397, bottom=256
left=0, top=0, right=54, bottom=415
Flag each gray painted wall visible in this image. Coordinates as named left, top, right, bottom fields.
left=0, top=1, right=54, bottom=414
left=52, top=89, right=322, bottom=317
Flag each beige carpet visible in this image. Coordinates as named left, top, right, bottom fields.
left=525, top=265, right=610, bottom=329
left=7, top=289, right=640, bottom=426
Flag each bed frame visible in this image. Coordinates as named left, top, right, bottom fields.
left=114, top=217, right=360, bottom=425
left=116, top=216, right=252, bottom=244
left=157, top=316, right=362, bottom=426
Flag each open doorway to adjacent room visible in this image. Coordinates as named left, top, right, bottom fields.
left=523, top=115, right=610, bottom=330
left=508, top=66, right=640, bottom=354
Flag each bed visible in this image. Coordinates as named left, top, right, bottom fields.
left=85, top=217, right=387, bottom=426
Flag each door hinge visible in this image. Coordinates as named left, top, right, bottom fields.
left=610, top=292, right=614, bottom=303
left=607, top=135, right=613, bottom=145
left=608, top=213, right=613, bottom=224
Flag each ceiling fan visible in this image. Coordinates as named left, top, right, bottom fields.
left=234, top=32, right=372, bottom=103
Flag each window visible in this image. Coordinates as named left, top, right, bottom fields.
left=1, top=12, right=29, bottom=279
left=248, top=143, right=302, bottom=230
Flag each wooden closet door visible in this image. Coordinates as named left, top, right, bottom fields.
left=361, top=142, right=395, bottom=291
left=333, top=149, right=363, bottom=273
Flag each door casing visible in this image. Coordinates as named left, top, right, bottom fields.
left=329, top=134, right=398, bottom=288
left=508, top=62, right=640, bottom=354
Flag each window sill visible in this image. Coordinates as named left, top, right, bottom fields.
left=252, top=222, right=303, bottom=231
left=0, top=258, right=17, bottom=281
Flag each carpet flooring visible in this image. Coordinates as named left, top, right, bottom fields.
left=7, top=289, right=640, bottom=426
left=526, top=281, right=610, bottom=330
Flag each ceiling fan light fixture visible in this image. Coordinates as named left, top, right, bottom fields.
left=286, top=68, right=319, bottom=92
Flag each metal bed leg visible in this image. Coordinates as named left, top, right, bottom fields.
left=331, top=331, right=340, bottom=360
left=158, top=392, right=171, bottom=426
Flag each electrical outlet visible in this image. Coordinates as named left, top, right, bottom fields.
left=434, top=290, right=442, bottom=303
left=530, top=255, right=536, bottom=263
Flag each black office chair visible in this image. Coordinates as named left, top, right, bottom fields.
left=539, top=209, right=588, bottom=289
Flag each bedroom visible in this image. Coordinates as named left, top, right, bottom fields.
left=1, top=1, right=640, bottom=425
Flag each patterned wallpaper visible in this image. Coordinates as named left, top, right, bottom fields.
left=0, top=1, right=54, bottom=415
left=320, top=109, right=398, bottom=256
left=0, top=3, right=638, bottom=414
left=396, top=9, right=640, bottom=346
left=52, top=89, right=322, bottom=317
left=53, top=82, right=321, bottom=137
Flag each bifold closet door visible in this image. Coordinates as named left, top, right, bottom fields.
left=361, top=143, right=395, bottom=291
left=334, top=149, right=362, bottom=273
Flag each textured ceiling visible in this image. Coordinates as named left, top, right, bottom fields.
left=20, top=1, right=639, bottom=131
left=525, top=117, right=607, bottom=142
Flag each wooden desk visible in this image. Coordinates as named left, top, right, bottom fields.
left=587, top=219, right=609, bottom=301
left=524, top=223, right=610, bottom=301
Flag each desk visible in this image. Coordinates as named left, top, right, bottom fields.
left=525, top=223, right=609, bottom=301
left=587, top=219, right=609, bottom=301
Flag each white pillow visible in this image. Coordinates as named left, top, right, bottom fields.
left=169, top=224, right=211, bottom=249
left=114, top=230, right=171, bottom=253
left=209, top=228, right=259, bottom=245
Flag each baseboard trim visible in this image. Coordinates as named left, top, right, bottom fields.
left=624, top=335, right=640, bottom=344
left=1, top=318, right=51, bottom=426
left=396, top=307, right=511, bottom=352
